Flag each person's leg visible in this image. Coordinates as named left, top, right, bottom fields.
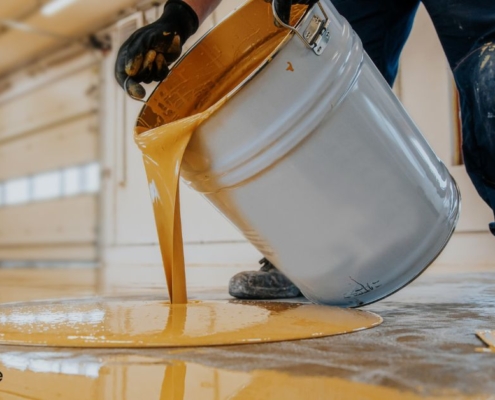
left=229, top=0, right=421, bottom=299
left=421, top=0, right=495, bottom=234
left=332, top=0, right=420, bottom=85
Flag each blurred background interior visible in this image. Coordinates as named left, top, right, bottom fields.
left=0, top=0, right=494, bottom=299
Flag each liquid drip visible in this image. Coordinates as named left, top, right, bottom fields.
left=0, top=298, right=382, bottom=347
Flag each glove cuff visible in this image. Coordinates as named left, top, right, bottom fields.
left=161, top=0, right=199, bottom=40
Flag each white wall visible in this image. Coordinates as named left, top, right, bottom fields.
left=0, top=52, right=101, bottom=263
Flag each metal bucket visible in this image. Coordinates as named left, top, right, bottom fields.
left=136, top=0, right=460, bottom=306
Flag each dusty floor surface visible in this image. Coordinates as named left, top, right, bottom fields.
left=0, top=266, right=494, bottom=399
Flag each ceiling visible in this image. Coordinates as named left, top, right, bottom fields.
left=0, top=0, right=140, bottom=77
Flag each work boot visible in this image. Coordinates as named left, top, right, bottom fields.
left=229, top=258, right=302, bottom=299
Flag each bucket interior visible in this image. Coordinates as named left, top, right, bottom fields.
left=135, top=0, right=308, bottom=135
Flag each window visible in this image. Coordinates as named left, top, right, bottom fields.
left=62, top=167, right=82, bottom=197
left=33, top=171, right=62, bottom=201
left=82, top=162, right=100, bottom=193
left=0, top=162, right=100, bottom=208
left=5, top=177, right=30, bottom=205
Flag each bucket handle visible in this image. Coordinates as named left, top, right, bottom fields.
left=271, top=1, right=330, bottom=56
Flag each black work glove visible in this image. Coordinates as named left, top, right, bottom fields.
left=266, top=0, right=318, bottom=25
left=115, top=0, right=199, bottom=99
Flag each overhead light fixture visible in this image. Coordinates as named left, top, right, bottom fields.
left=41, top=0, right=78, bottom=16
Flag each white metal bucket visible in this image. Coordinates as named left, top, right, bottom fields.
left=136, top=0, right=460, bottom=306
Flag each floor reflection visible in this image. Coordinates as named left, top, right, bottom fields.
left=0, top=350, right=487, bottom=400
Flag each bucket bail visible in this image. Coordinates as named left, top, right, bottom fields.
left=272, top=0, right=331, bottom=55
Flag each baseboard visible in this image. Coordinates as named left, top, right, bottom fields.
left=100, top=263, right=253, bottom=294
left=103, top=241, right=261, bottom=266
left=433, top=231, right=495, bottom=266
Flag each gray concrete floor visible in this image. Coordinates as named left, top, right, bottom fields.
left=0, top=267, right=494, bottom=398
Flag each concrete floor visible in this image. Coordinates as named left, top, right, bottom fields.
left=0, top=265, right=494, bottom=399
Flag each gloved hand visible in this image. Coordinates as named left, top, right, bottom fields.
left=115, top=0, right=199, bottom=99
left=266, top=0, right=318, bottom=25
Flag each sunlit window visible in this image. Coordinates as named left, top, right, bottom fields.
left=5, top=177, right=31, bottom=205
left=82, top=162, right=100, bottom=193
left=0, top=162, right=100, bottom=208
left=33, top=171, right=62, bottom=201
left=62, top=167, right=82, bottom=197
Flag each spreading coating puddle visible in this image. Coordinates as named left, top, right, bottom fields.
left=0, top=298, right=381, bottom=347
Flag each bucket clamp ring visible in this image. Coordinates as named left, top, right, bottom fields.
left=272, top=1, right=330, bottom=56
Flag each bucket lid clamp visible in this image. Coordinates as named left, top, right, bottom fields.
left=272, top=1, right=330, bottom=56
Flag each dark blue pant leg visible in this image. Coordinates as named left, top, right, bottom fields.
left=332, top=0, right=420, bottom=85
left=421, top=0, right=495, bottom=232
left=455, top=46, right=495, bottom=233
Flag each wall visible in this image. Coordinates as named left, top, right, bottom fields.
left=0, top=51, right=101, bottom=263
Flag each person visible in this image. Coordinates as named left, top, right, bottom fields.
left=115, top=0, right=495, bottom=299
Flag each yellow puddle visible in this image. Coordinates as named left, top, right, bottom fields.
left=0, top=298, right=381, bottom=347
